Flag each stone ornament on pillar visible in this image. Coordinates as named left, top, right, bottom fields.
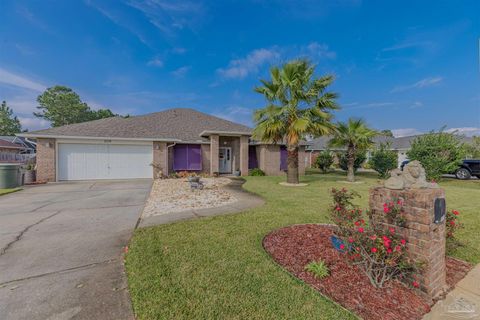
left=384, top=160, right=438, bottom=190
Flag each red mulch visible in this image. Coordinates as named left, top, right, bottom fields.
left=263, top=224, right=471, bottom=320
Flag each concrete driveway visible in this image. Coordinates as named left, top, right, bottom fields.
left=0, top=179, right=152, bottom=320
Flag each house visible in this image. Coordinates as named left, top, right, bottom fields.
left=18, top=108, right=305, bottom=181
left=305, top=134, right=474, bottom=168
left=0, top=136, right=36, bottom=163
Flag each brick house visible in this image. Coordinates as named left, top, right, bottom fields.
left=19, top=108, right=305, bottom=182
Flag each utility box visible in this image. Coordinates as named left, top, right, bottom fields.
left=0, top=164, right=21, bottom=188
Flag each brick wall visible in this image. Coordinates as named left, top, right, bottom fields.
left=210, top=135, right=219, bottom=174
left=257, top=144, right=306, bottom=176
left=239, top=136, right=249, bottom=176
left=152, top=142, right=168, bottom=178
left=201, top=144, right=210, bottom=174
left=369, top=186, right=447, bottom=298
left=37, top=138, right=56, bottom=182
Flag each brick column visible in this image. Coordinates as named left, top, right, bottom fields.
left=369, top=187, right=447, bottom=298
left=152, top=142, right=168, bottom=178
left=210, top=134, right=219, bottom=175
left=239, top=136, right=249, bottom=176
left=37, top=138, right=56, bottom=182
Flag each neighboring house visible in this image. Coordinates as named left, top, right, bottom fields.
left=18, top=108, right=305, bottom=182
left=305, top=134, right=474, bottom=168
left=0, top=137, right=36, bottom=163
left=0, top=136, right=36, bottom=154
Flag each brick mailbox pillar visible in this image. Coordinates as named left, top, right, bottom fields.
left=369, top=186, right=447, bottom=299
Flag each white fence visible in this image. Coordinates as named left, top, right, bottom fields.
left=0, top=153, right=36, bottom=163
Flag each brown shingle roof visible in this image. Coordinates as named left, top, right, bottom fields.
left=22, top=108, right=252, bottom=142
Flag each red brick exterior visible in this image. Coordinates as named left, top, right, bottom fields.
left=369, top=187, right=447, bottom=298
left=36, top=138, right=56, bottom=182
left=152, top=142, right=168, bottom=178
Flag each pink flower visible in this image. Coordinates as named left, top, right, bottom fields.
left=371, top=247, right=378, bottom=253
left=452, top=210, right=459, bottom=216
left=354, top=221, right=361, bottom=226
left=397, top=200, right=403, bottom=205
left=387, top=248, right=393, bottom=254
left=450, top=220, right=455, bottom=226
left=335, top=206, right=341, bottom=211
left=389, top=227, right=395, bottom=234
left=358, top=227, right=364, bottom=233
left=340, top=244, right=345, bottom=250
left=412, top=281, right=420, bottom=288
left=395, top=245, right=402, bottom=252
left=370, top=235, right=377, bottom=241
left=348, top=237, right=354, bottom=243
left=400, top=239, right=406, bottom=245
left=383, top=207, right=390, bottom=214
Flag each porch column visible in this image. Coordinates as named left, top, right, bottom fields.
left=210, top=134, right=219, bottom=175
left=153, top=142, right=168, bottom=178
left=37, top=138, right=56, bottom=182
left=239, top=135, right=249, bottom=176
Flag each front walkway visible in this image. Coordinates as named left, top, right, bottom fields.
left=138, top=178, right=265, bottom=227
left=0, top=180, right=152, bottom=320
left=424, top=263, right=480, bottom=319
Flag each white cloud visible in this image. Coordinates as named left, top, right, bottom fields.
left=18, top=116, right=50, bottom=131
left=305, top=42, right=336, bottom=59
left=382, top=41, right=434, bottom=52
left=212, top=106, right=253, bottom=127
left=446, top=127, right=480, bottom=137
left=171, top=65, right=191, bottom=78
left=147, top=57, right=164, bottom=67
left=391, top=128, right=424, bottom=137
left=390, top=77, right=443, bottom=93
left=0, top=68, right=47, bottom=92
left=410, top=101, right=423, bottom=108
left=217, top=48, right=280, bottom=80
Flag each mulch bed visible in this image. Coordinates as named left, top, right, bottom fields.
left=263, top=224, right=472, bottom=320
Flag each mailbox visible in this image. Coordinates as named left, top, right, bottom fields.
left=434, top=198, right=446, bottom=224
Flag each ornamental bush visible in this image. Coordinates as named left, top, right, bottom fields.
left=407, top=130, right=468, bottom=181
left=329, top=188, right=420, bottom=288
left=370, top=143, right=398, bottom=179
left=249, top=168, right=266, bottom=176
left=337, top=151, right=367, bottom=172
left=314, top=151, right=334, bottom=173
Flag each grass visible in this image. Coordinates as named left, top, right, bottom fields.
left=0, top=188, right=21, bottom=196
left=126, top=170, right=479, bottom=319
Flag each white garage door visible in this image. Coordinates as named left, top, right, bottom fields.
left=58, top=143, right=153, bottom=180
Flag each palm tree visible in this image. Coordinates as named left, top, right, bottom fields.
left=329, top=118, right=378, bottom=182
left=253, top=60, right=339, bottom=184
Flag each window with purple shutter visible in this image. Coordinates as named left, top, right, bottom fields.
left=173, top=144, right=202, bottom=171
left=248, top=146, right=258, bottom=169
left=280, top=146, right=288, bottom=171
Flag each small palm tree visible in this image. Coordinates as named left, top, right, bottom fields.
left=253, top=59, right=339, bottom=184
left=329, top=118, right=377, bottom=182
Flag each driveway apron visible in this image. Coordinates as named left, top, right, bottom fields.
left=0, top=180, right=152, bottom=320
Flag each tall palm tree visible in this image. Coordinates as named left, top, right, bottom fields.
left=253, top=60, right=339, bottom=184
left=329, top=118, right=378, bottom=182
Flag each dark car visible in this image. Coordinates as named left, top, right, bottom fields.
left=455, top=160, right=480, bottom=180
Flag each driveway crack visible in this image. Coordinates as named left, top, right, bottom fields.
left=0, top=210, right=62, bottom=257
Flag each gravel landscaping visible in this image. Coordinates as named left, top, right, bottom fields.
left=263, top=224, right=472, bottom=320
left=142, top=177, right=237, bottom=217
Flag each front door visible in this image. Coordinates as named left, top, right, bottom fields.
left=219, top=147, right=232, bottom=173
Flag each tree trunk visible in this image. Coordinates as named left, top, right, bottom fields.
left=287, top=144, right=299, bottom=184
left=347, top=146, right=355, bottom=182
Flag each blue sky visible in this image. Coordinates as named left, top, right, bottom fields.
left=0, top=0, right=479, bottom=137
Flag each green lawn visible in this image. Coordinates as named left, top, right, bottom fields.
left=0, top=188, right=21, bottom=196
left=126, top=171, right=479, bottom=320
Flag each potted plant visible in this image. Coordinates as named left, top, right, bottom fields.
left=23, top=163, right=36, bottom=184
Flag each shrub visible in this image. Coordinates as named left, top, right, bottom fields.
left=329, top=188, right=420, bottom=289
left=370, top=143, right=398, bottom=178
left=314, top=151, right=334, bottom=173
left=305, top=260, right=330, bottom=279
left=407, top=130, right=468, bottom=181
left=249, top=168, right=265, bottom=176
left=337, top=151, right=366, bottom=172
left=446, top=209, right=463, bottom=239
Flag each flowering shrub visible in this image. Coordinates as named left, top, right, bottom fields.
left=382, top=199, right=407, bottom=226
left=446, top=209, right=463, bottom=239
left=330, top=188, right=420, bottom=289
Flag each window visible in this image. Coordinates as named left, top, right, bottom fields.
left=173, top=144, right=202, bottom=171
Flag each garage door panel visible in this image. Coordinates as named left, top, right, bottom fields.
left=58, top=143, right=152, bottom=180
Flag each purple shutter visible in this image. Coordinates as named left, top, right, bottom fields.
left=248, top=146, right=258, bottom=169
left=188, top=145, right=202, bottom=170
left=173, top=144, right=202, bottom=171
left=280, top=146, right=288, bottom=171
left=173, top=145, right=188, bottom=171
